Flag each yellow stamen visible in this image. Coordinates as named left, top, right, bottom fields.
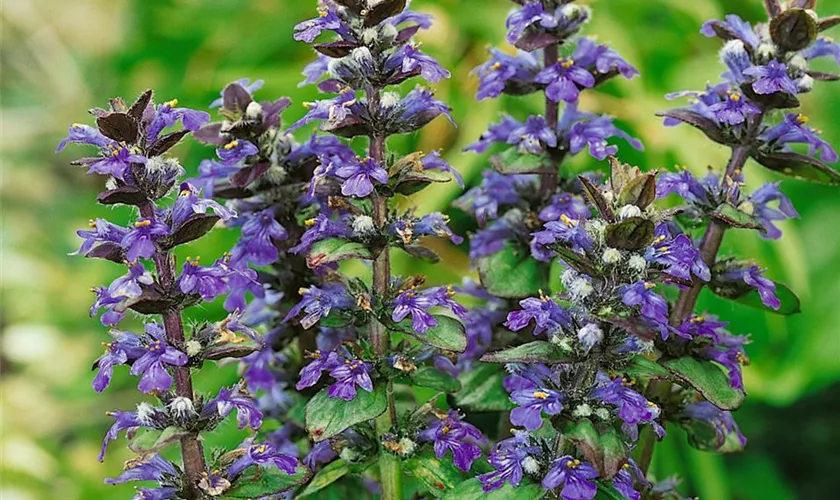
left=135, top=219, right=152, bottom=228
left=166, top=98, right=179, bottom=108
left=223, top=140, right=239, bottom=150
left=533, top=391, right=550, bottom=399
left=491, top=62, right=502, bottom=71
left=560, top=214, right=576, bottom=228
left=796, top=114, right=809, bottom=125
left=644, top=282, right=655, bottom=290
left=561, top=58, right=575, bottom=69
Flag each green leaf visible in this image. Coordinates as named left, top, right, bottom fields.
left=410, top=366, right=462, bottom=393
left=481, top=341, right=573, bottom=364
left=307, top=238, right=372, bottom=268
left=751, top=149, right=840, bottom=185
left=478, top=242, right=551, bottom=299
left=624, top=355, right=671, bottom=380
left=655, top=109, right=726, bottom=144
left=298, top=459, right=350, bottom=498
left=224, top=464, right=309, bottom=498
left=395, top=169, right=453, bottom=195
left=442, top=478, right=546, bottom=500
left=604, top=217, right=655, bottom=251
left=454, top=364, right=514, bottom=412
left=305, top=385, right=387, bottom=442
left=404, top=451, right=465, bottom=497
left=664, top=357, right=745, bottom=411
left=392, top=315, right=468, bottom=353
left=709, top=203, right=765, bottom=231
left=491, top=148, right=552, bottom=175
left=565, top=419, right=628, bottom=479
left=596, top=483, right=627, bottom=500
left=618, top=173, right=656, bottom=210
left=128, top=426, right=187, bottom=455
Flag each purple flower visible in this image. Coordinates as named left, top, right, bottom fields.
left=73, top=218, right=129, bottom=257
left=469, top=217, right=516, bottom=260
left=647, top=230, right=711, bottom=282
left=291, top=214, right=352, bottom=255
left=744, top=60, right=798, bottom=95
left=612, top=460, right=647, bottom=500
left=204, top=383, right=263, bottom=430
left=536, top=60, right=596, bottom=103
left=121, top=218, right=169, bottom=262
left=591, top=376, right=664, bottom=439
left=803, top=36, right=840, bottom=65
left=748, top=182, right=799, bottom=239
left=293, top=7, right=348, bottom=43
left=295, top=350, right=340, bottom=390
left=328, top=358, right=374, bottom=401
left=391, top=44, right=451, bottom=83
left=702, top=329, right=750, bottom=391
left=99, top=408, right=154, bottom=461
left=216, top=139, right=259, bottom=164
left=418, top=410, right=484, bottom=471
left=300, top=55, right=330, bottom=87
left=83, top=146, right=148, bottom=180
left=132, top=487, right=179, bottom=500
left=656, top=169, right=710, bottom=205
left=230, top=208, right=287, bottom=266
left=722, top=265, right=780, bottom=310
left=304, top=440, right=338, bottom=469
left=426, top=285, right=469, bottom=318
left=392, top=288, right=438, bottom=334
left=397, top=87, right=455, bottom=129
left=573, top=37, right=639, bottom=79
left=177, top=257, right=230, bottom=301
left=336, top=157, right=388, bottom=197
left=620, top=282, right=671, bottom=339
left=542, top=456, right=599, bottom=500
left=226, top=441, right=298, bottom=478
left=93, top=329, right=144, bottom=392
left=565, top=112, right=643, bottom=161
left=56, top=123, right=113, bottom=153
left=533, top=216, right=593, bottom=256
left=105, top=454, right=178, bottom=485
left=146, top=99, right=210, bottom=144
left=475, top=49, right=540, bottom=101
left=701, top=14, right=760, bottom=48
left=761, top=113, right=838, bottom=163
left=466, top=115, right=522, bottom=154
left=683, top=401, right=747, bottom=449
left=506, top=2, right=558, bottom=45
left=539, top=193, right=591, bottom=222
left=413, top=213, right=463, bottom=245
left=454, top=170, right=529, bottom=225
left=478, top=432, right=541, bottom=492
left=285, top=284, right=354, bottom=329
left=107, top=261, right=155, bottom=301
left=709, top=91, right=760, bottom=125
left=510, top=388, right=564, bottom=430
left=421, top=150, right=464, bottom=187
left=506, top=295, right=570, bottom=336
left=129, top=322, right=188, bottom=393
left=508, top=115, right=558, bottom=154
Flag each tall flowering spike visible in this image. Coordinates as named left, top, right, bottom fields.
left=59, top=90, right=280, bottom=499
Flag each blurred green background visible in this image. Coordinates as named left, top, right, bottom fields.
left=2, top=0, right=840, bottom=498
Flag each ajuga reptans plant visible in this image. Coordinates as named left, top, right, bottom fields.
left=60, top=0, right=840, bottom=499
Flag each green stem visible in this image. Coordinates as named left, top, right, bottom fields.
left=367, top=86, right=402, bottom=500
left=541, top=43, right=560, bottom=199
left=636, top=113, right=764, bottom=477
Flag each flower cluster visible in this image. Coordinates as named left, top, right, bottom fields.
left=60, top=90, right=301, bottom=498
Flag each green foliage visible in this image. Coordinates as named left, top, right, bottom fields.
left=478, top=241, right=552, bottom=299
left=664, top=357, right=745, bottom=410
left=223, top=464, right=310, bottom=498
left=305, top=385, right=387, bottom=441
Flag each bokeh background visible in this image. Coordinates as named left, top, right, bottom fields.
left=2, top=0, right=840, bottom=498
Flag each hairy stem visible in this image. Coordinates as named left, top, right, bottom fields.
left=541, top=43, right=560, bottom=198
left=140, top=203, right=206, bottom=497
left=367, top=87, right=402, bottom=500
left=637, top=114, right=763, bottom=477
